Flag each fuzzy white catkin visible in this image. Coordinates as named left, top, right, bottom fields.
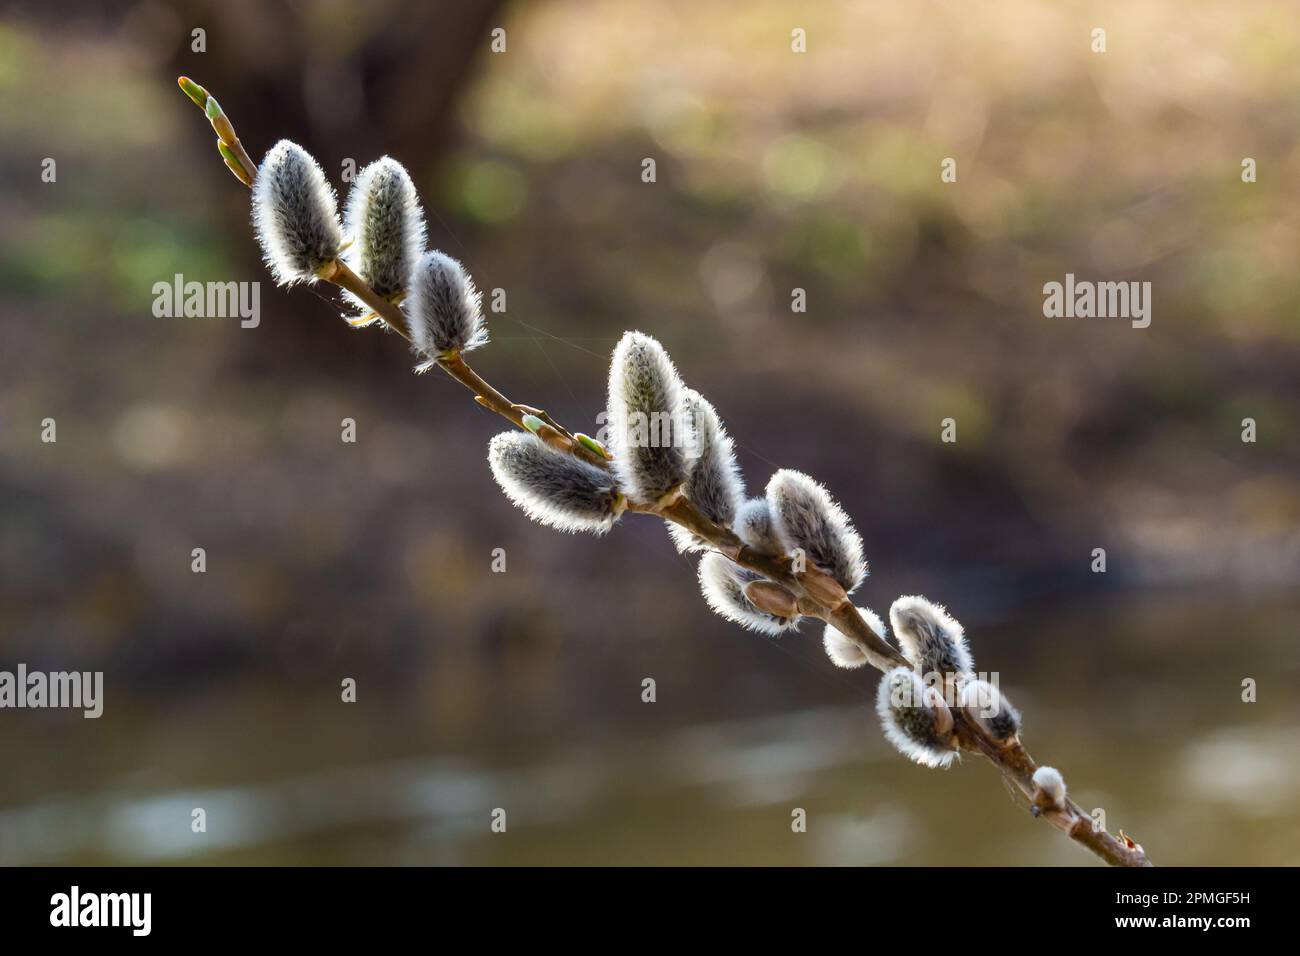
left=876, top=667, right=958, bottom=769
left=487, top=432, right=622, bottom=535
left=734, top=497, right=781, bottom=553
left=251, top=140, right=342, bottom=286
left=697, top=552, right=800, bottom=637
left=408, top=251, right=489, bottom=362
left=960, top=678, right=1021, bottom=741
left=889, top=595, right=974, bottom=679
left=822, top=607, right=886, bottom=669
left=606, top=332, right=691, bottom=503
left=667, top=389, right=744, bottom=553
left=342, top=157, right=426, bottom=302
left=765, top=470, right=866, bottom=592
left=1032, top=766, right=1067, bottom=805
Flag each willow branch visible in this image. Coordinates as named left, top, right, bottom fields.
left=181, top=78, right=605, bottom=471
left=180, top=79, right=1151, bottom=867
left=957, top=718, right=1151, bottom=866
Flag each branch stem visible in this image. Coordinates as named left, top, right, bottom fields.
left=955, top=716, right=1152, bottom=866
left=184, top=79, right=1152, bottom=868
left=322, top=258, right=411, bottom=340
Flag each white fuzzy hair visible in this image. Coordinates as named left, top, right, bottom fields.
left=889, top=595, right=974, bottom=679
left=487, top=432, right=621, bottom=535
left=876, top=667, right=959, bottom=769
left=697, top=552, right=801, bottom=637
left=251, top=140, right=341, bottom=286
left=822, top=607, right=885, bottom=669
left=606, top=331, right=691, bottom=503
left=342, top=156, right=426, bottom=302
left=734, top=497, right=781, bottom=554
left=765, top=469, right=866, bottom=592
left=1032, top=766, right=1067, bottom=805
left=408, top=251, right=489, bottom=362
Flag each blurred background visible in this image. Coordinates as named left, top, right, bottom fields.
left=0, top=0, right=1297, bottom=865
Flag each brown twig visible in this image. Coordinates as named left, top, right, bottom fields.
left=180, top=79, right=1152, bottom=867
left=957, top=719, right=1151, bottom=866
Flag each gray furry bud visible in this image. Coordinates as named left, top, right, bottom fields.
left=960, top=679, right=1021, bottom=742
left=876, top=667, right=959, bottom=768
left=343, top=157, right=426, bottom=301
left=251, top=140, right=342, bottom=285
left=889, top=595, right=974, bottom=680
left=606, top=332, right=691, bottom=504
left=1032, top=766, right=1067, bottom=809
left=765, top=469, right=866, bottom=592
left=408, top=251, right=488, bottom=362
left=697, top=552, right=801, bottom=637
left=666, top=389, right=744, bottom=552
left=822, top=607, right=886, bottom=669
left=734, top=497, right=781, bottom=553
left=487, top=432, right=623, bottom=535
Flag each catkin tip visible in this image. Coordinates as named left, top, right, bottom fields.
left=606, top=331, right=691, bottom=503
left=1032, top=766, right=1067, bottom=807
left=889, top=595, right=973, bottom=681
left=408, top=250, right=489, bottom=360
left=251, top=140, right=342, bottom=286
left=960, top=678, right=1021, bottom=742
left=487, top=431, right=621, bottom=535
left=876, top=666, right=959, bottom=768
left=766, top=469, right=866, bottom=593
left=666, top=388, right=745, bottom=552
left=343, top=156, right=426, bottom=305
